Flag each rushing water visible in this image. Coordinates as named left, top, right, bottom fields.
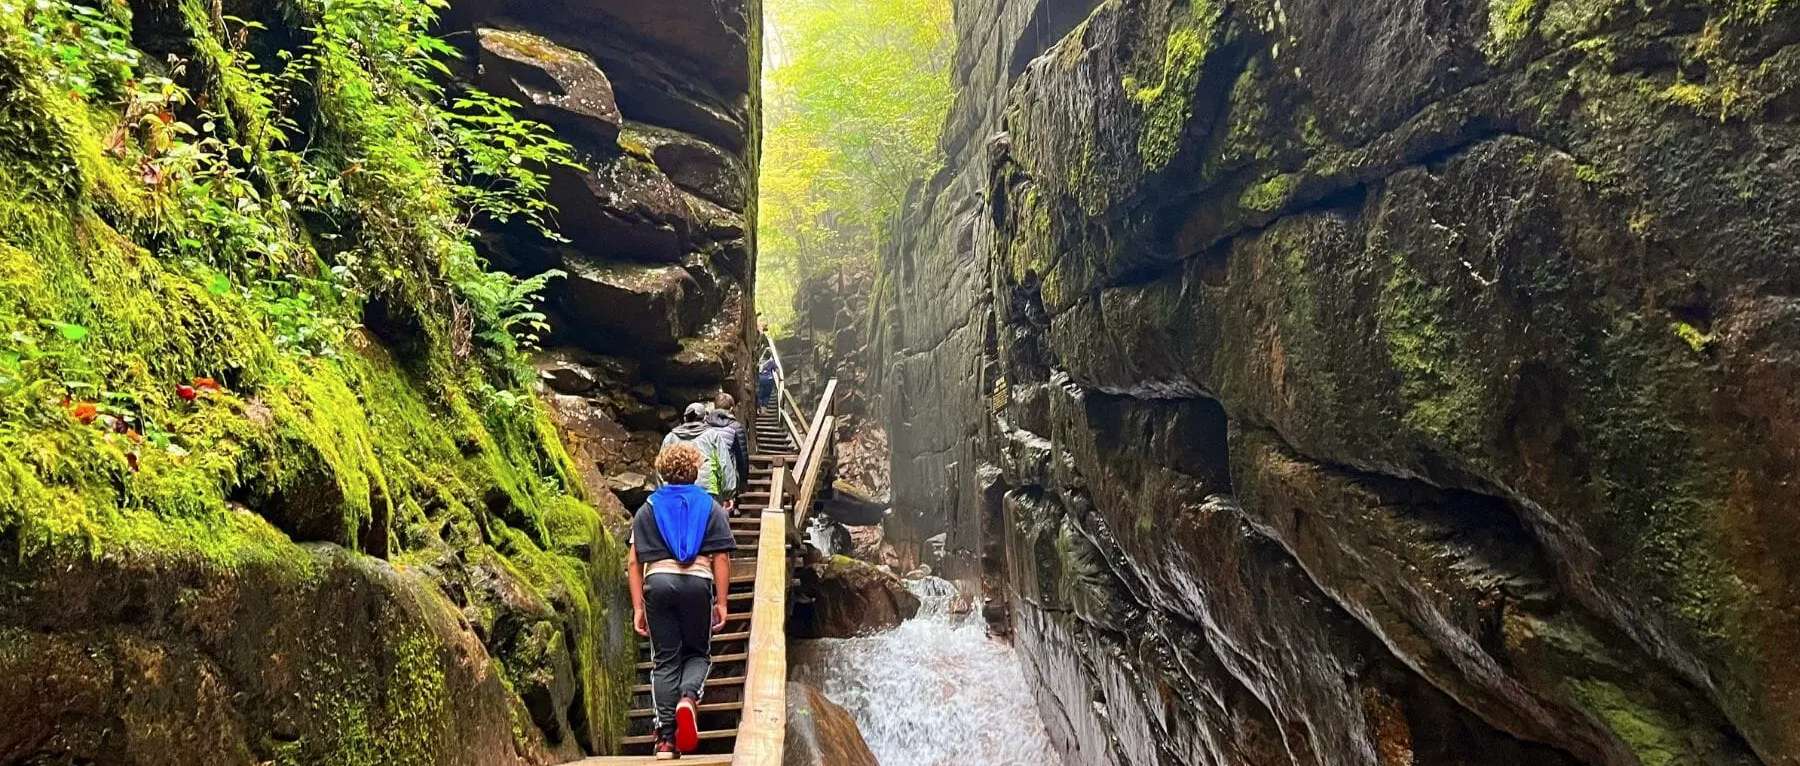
left=791, top=577, right=1061, bottom=765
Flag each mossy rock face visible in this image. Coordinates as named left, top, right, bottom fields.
left=877, top=0, right=1800, bottom=763
left=0, top=0, right=756, bottom=758
left=0, top=542, right=527, bottom=765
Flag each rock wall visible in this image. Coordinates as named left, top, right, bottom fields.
left=873, top=1, right=1800, bottom=764
left=785, top=269, right=891, bottom=492
left=441, top=0, right=764, bottom=507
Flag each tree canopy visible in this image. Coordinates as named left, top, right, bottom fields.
left=757, top=0, right=955, bottom=330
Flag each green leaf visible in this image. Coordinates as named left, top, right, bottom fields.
left=207, top=273, right=233, bottom=295
left=54, top=322, right=90, bottom=342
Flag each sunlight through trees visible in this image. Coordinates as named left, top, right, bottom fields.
left=757, top=0, right=954, bottom=330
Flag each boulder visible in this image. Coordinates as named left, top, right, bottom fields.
left=475, top=28, right=622, bottom=150
left=784, top=682, right=879, bottom=766
left=459, top=549, right=582, bottom=760
left=539, top=393, right=638, bottom=505
left=0, top=544, right=547, bottom=765
left=823, top=479, right=887, bottom=526
left=536, top=357, right=598, bottom=395
left=793, top=555, right=920, bottom=639
left=647, top=306, right=745, bottom=385
left=550, top=257, right=702, bottom=353
left=607, top=471, right=655, bottom=510
left=843, top=525, right=899, bottom=570
left=545, top=155, right=693, bottom=263
left=636, top=125, right=746, bottom=208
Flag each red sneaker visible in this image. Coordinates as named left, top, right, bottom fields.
left=674, top=697, right=700, bottom=753
left=654, top=735, right=679, bottom=760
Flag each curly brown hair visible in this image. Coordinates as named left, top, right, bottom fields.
left=655, top=442, right=703, bottom=485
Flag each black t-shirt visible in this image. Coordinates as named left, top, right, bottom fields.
left=629, top=496, right=738, bottom=564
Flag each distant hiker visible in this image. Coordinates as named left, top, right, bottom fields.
left=663, top=403, right=735, bottom=498
left=757, top=354, right=778, bottom=407
left=707, top=393, right=750, bottom=509
left=628, top=442, right=737, bottom=759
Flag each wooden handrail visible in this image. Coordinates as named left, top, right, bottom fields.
left=732, top=465, right=788, bottom=765
left=782, top=382, right=809, bottom=440
left=792, top=379, right=839, bottom=470
left=776, top=375, right=806, bottom=450
left=790, top=414, right=834, bottom=535
left=728, top=334, right=839, bottom=765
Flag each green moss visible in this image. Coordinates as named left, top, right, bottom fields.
left=1487, top=0, right=1543, bottom=51
left=270, top=625, right=455, bottom=766
left=1127, top=2, right=1220, bottom=172
left=1670, top=321, right=1715, bottom=353
left=617, top=130, right=655, bottom=162
left=0, top=0, right=629, bottom=754
left=1566, top=679, right=1689, bottom=766
left=1712, top=0, right=1795, bottom=23
left=499, top=524, right=633, bottom=752
left=1239, top=173, right=1298, bottom=214
left=1375, top=254, right=1490, bottom=452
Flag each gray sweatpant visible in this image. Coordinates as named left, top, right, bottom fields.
left=645, top=572, right=714, bottom=738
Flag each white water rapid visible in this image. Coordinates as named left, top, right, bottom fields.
left=790, top=577, right=1061, bottom=765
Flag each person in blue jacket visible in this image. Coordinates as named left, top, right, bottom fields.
left=628, top=442, right=738, bottom=758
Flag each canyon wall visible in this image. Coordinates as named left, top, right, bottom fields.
left=443, top=0, right=764, bottom=511
left=872, top=1, right=1800, bottom=764
left=0, top=0, right=757, bottom=763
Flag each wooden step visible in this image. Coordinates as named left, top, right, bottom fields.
left=640, top=631, right=749, bottom=652
left=632, top=675, right=745, bottom=694
left=637, top=652, right=748, bottom=671
left=627, top=701, right=744, bottom=719
left=621, top=728, right=739, bottom=747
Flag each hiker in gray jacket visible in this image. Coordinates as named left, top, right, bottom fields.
left=662, top=403, right=736, bottom=498
left=706, top=393, right=750, bottom=509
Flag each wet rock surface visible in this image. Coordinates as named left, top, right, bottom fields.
left=783, top=682, right=881, bottom=766
left=875, top=1, right=1800, bottom=764
left=793, top=555, right=922, bottom=639
left=476, top=28, right=623, bottom=147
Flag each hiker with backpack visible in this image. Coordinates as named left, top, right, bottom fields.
left=706, top=393, right=750, bottom=511
left=662, top=402, right=736, bottom=500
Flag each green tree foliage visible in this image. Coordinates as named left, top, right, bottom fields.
left=756, top=0, right=954, bottom=329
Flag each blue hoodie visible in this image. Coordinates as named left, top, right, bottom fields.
left=647, top=483, right=718, bottom=564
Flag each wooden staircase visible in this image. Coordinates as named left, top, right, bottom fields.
left=579, top=352, right=838, bottom=766
left=614, top=408, right=801, bottom=757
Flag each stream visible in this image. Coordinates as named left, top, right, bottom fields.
left=791, top=577, right=1060, bottom=765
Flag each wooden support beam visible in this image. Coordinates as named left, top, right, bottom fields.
left=791, top=414, right=835, bottom=535
left=792, top=379, right=839, bottom=470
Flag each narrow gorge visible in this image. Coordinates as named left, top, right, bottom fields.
left=872, top=1, right=1800, bottom=765
left=5, top=0, right=1800, bottom=764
